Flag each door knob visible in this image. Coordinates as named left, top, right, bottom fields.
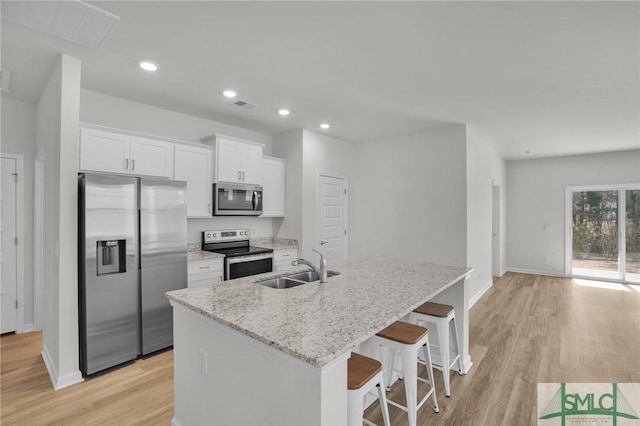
left=320, top=240, right=328, bottom=245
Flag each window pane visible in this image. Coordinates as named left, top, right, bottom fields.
left=626, top=190, right=640, bottom=283
left=572, top=190, right=619, bottom=279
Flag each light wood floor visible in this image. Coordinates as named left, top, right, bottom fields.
left=2, top=273, right=639, bottom=425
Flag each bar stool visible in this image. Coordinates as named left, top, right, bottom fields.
left=347, top=352, right=391, bottom=426
left=371, top=321, right=439, bottom=426
left=409, top=301, right=462, bottom=397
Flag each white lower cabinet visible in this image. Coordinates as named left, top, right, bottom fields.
left=273, top=248, right=298, bottom=272
left=188, top=258, right=224, bottom=288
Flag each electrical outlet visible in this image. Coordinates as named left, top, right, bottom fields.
left=199, top=349, right=208, bottom=375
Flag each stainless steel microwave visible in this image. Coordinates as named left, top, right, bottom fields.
left=212, top=183, right=263, bottom=216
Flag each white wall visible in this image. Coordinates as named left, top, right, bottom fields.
left=37, top=54, right=82, bottom=389
left=79, top=89, right=276, bottom=243
left=466, top=126, right=506, bottom=301
left=301, top=130, right=355, bottom=259
left=350, top=125, right=468, bottom=267
left=506, top=149, right=640, bottom=276
left=271, top=129, right=355, bottom=259
left=80, top=89, right=273, bottom=149
left=272, top=129, right=304, bottom=242
left=1, top=97, right=37, bottom=328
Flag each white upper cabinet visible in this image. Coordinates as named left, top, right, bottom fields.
left=129, top=136, right=173, bottom=178
left=174, top=144, right=213, bottom=218
left=212, top=136, right=264, bottom=185
left=217, top=138, right=241, bottom=183
left=79, top=127, right=172, bottom=178
left=261, top=156, right=286, bottom=217
left=79, top=128, right=130, bottom=174
left=239, top=144, right=263, bottom=184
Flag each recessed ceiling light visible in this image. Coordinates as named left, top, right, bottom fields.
left=223, top=90, right=237, bottom=98
left=139, top=61, right=158, bottom=72
left=278, top=109, right=291, bottom=116
left=320, top=123, right=330, bottom=129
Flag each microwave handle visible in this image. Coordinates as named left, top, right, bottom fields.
left=252, top=191, right=257, bottom=211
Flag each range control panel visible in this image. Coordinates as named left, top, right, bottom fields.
left=203, top=229, right=250, bottom=243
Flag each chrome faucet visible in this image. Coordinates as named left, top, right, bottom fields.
left=291, top=249, right=328, bottom=283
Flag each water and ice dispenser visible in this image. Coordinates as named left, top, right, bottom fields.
left=97, top=240, right=126, bottom=275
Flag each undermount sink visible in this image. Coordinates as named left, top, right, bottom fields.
left=257, top=270, right=340, bottom=289
left=257, top=277, right=307, bottom=289
left=286, top=270, right=340, bottom=282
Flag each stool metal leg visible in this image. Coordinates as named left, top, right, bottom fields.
left=376, top=380, right=391, bottom=426
left=421, top=339, right=439, bottom=413
left=401, top=346, right=419, bottom=426
left=435, top=317, right=451, bottom=397
left=347, top=388, right=365, bottom=426
left=382, top=346, right=397, bottom=391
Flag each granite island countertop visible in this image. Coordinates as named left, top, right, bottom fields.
left=166, top=257, right=472, bottom=367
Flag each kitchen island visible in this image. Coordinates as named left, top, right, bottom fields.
left=166, top=257, right=472, bottom=426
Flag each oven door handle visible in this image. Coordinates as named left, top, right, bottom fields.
left=228, top=253, right=274, bottom=264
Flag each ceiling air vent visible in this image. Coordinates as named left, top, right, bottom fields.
left=233, top=100, right=257, bottom=110
left=1, top=0, right=119, bottom=49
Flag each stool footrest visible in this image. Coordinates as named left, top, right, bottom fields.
left=386, top=387, right=438, bottom=414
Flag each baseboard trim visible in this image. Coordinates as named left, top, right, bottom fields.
left=469, top=280, right=493, bottom=308
left=41, top=345, right=84, bottom=391
left=462, top=355, right=473, bottom=374
left=21, top=323, right=36, bottom=333
left=506, top=267, right=565, bottom=278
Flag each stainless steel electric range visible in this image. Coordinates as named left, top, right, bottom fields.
left=202, top=229, right=273, bottom=280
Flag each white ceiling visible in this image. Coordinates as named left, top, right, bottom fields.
left=1, top=1, right=638, bottom=159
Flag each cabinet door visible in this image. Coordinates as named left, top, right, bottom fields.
left=216, top=138, right=241, bottom=183
left=174, top=145, right=213, bottom=217
left=261, top=157, right=285, bottom=217
left=239, top=144, right=263, bottom=185
left=79, top=128, right=130, bottom=173
left=129, top=136, right=174, bottom=178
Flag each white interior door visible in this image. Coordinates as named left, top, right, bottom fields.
left=317, top=174, right=347, bottom=260
left=1, top=157, right=18, bottom=333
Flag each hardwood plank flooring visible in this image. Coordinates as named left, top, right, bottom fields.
left=2, top=273, right=639, bottom=425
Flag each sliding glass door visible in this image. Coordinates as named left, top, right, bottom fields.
left=626, top=190, right=640, bottom=282
left=567, top=185, right=640, bottom=283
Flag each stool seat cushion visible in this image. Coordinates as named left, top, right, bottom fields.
left=413, top=301, right=453, bottom=318
left=348, top=353, right=382, bottom=390
left=376, top=321, right=428, bottom=345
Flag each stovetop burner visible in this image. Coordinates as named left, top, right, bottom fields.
left=201, top=229, right=273, bottom=258
left=208, top=245, right=273, bottom=257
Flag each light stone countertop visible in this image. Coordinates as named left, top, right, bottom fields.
left=166, top=257, right=472, bottom=367
left=253, top=242, right=299, bottom=251
left=187, top=250, right=225, bottom=262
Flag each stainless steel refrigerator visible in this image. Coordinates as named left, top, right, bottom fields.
left=78, top=173, right=187, bottom=376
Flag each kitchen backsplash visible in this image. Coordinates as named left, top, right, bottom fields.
left=250, top=237, right=298, bottom=246
left=187, top=242, right=202, bottom=252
